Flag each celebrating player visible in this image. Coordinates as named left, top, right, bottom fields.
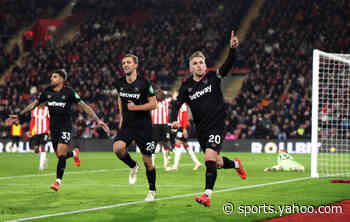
left=8, top=69, right=110, bottom=191
left=171, top=31, right=247, bottom=207
left=113, top=54, right=157, bottom=201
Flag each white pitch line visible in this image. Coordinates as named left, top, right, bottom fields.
left=4, top=177, right=311, bottom=222
left=0, top=164, right=194, bottom=181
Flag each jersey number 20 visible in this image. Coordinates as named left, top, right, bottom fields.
left=209, top=135, right=221, bottom=144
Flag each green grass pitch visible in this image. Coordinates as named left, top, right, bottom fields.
left=0, top=152, right=349, bottom=222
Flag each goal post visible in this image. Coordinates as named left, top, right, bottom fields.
left=311, top=49, right=350, bottom=178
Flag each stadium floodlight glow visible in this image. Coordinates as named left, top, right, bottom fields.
left=311, top=49, right=350, bottom=178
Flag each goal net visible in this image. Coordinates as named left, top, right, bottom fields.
left=311, top=49, right=350, bottom=178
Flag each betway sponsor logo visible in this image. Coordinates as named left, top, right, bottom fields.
left=119, top=92, right=140, bottom=99
left=47, top=101, right=66, bottom=108
left=189, top=85, right=212, bottom=100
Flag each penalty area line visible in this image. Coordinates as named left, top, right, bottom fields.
left=5, top=177, right=311, bottom=222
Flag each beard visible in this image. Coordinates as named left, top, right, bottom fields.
left=51, top=81, right=59, bottom=87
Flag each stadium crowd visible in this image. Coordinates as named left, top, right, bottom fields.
left=0, top=0, right=349, bottom=141
left=0, top=0, right=251, bottom=139
left=224, top=0, right=350, bottom=140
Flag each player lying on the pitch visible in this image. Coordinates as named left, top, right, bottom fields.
left=264, top=149, right=305, bottom=172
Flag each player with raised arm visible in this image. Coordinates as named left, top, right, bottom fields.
left=8, top=69, right=110, bottom=191
left=113, top=54, right=157, bottom=201
left=171, top=31, right=247, bottom=207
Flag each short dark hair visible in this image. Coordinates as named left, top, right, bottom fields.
left=52, top=69, right=67, bottom=80
left=123, top=54, right=139, bottom=64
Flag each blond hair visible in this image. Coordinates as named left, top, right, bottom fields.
left=123, top=54, right=139, bottom=64
left=189, top=51, right=206, bottom=63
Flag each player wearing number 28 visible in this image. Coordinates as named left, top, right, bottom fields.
left=171, top=31, right=247, bottom=207
left=113, top=54, right=157, bottom=201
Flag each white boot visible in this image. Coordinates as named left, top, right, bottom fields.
left=145, top=190, right=156, bottom=201
left=129, top=163, right=140, bottom=184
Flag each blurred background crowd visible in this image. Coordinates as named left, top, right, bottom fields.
left=0, top=0, right=349, bottom=140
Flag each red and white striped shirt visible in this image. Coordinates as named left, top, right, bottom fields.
left=30, top=106, right=50, bottom=135
left=177, top=103, right=189, bottom=130
left=152, top=98, right=171, bottom=125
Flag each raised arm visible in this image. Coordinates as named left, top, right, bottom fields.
left=217, top=31, right=239, bottom=78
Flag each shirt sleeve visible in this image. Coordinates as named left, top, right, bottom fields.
left=37, top=90, right=48, bottom=104
left=216, top=48, right=237, bottom=79
left=145, top=81, right=155, bottom=98
left=70, top=88, right=82, bottom=104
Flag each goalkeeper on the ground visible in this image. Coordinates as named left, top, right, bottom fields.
left=264, top=150, right=304, bottom=172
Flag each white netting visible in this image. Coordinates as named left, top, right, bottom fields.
left=312, top=50, right=350, bottom=177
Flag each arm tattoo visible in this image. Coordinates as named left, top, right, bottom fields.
left=20, top=100, right=39, bottom=115
left=78, top=101, right=100, bottom=122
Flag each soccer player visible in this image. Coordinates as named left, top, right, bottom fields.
left=113, top=54, right=157, bottom=201
left=29, top=104, right=50, bottom=170
left=264, top=150, right=305, bottom=172
left=169, top=101, right=202, bottom=171
left=171, top=31, right=247, bottom=207
left=151, top=89, right=172, bottom=169
left=8, top=69, right=110, bottom=191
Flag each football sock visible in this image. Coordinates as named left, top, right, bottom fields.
left=163, top=149, right=169, bottom=168
left=57, top=157, right=67, bottom=179
left=39, top=151, right=46, bottom=169
left=185, top=144, right=201, bottom=165
left=205, top=189, right=213, bottom=198
left=173, top=144, right=182, bottom=168
left=222, top=156, right=238, bottom=169
left=65, top=151, right=74, bottom=159
left=205, top=161, right=217, bottom=190
left=120, top=152, right=137, bottom=168
left=146, top=168, right=156, bottom=191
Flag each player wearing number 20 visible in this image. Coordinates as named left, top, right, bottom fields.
left=8, top=69, right=110, bottom=191
left=171, top=31, right=247, bottom=207
left=113, top=54, right=157, bottom=201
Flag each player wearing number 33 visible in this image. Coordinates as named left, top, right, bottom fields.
left=7, top=69, right=110, bottom=191
left=113, top=54, right=157, bottom=201
left=171, top=31, right=247, bottom=207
